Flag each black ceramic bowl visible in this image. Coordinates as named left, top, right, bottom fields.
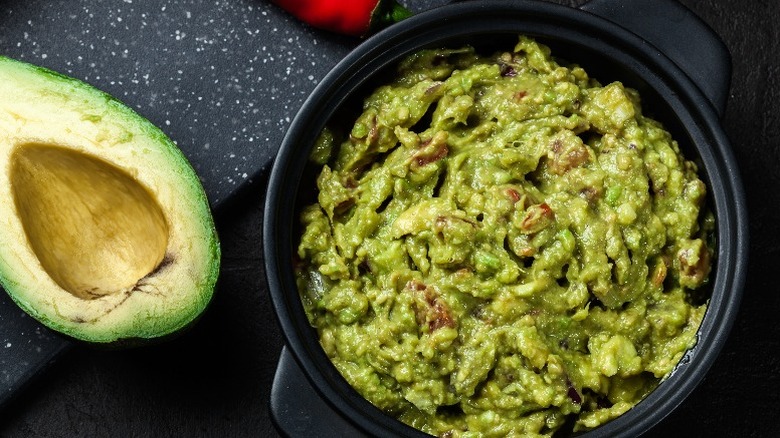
left=264, top=0, right=748, bottom=436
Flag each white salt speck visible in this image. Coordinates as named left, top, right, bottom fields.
left=4, top=343, right=10, bottom=348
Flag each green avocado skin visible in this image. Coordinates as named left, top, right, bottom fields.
left=0, top=56, right=221, bottom=345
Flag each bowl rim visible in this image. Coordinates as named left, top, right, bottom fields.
left=264, top=1, right=748, bottom=436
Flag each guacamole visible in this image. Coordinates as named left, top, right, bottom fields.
left=296, top=36, right=713, bottom=437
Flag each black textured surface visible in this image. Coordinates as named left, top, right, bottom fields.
left=0, top=0, right=358, bottom=411
left=0, top=0, right=777, bottom=436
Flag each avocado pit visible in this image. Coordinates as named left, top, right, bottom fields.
left=9, top=143, right=169, bottom=300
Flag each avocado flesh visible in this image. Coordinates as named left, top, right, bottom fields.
left=0, top=56, right=220, bottom=344
left=11, top=144, right=169, bottom=301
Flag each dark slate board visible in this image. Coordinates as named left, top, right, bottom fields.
left=0, top=0, right=452, bottom=411
left=0, top=0, right=356, bottom=204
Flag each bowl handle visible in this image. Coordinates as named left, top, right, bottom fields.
left=580, top=0, right=731, bottom=117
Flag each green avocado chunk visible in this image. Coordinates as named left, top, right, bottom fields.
left=0, top=57, right=220, bottom=345
left=296, top=37, right=713, bottom=436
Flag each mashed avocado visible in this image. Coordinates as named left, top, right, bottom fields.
left=296, top=36, right=713, bottom=436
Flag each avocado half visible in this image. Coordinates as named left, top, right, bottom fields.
left=0, top=57, right=220, bottom=344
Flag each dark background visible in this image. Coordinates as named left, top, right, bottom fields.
left=1, top=0, right=778, bottom=436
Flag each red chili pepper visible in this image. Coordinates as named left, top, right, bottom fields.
left=271, top=0, right=413, bottom=37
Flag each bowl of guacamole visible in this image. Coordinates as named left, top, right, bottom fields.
left=264, top=1, right=747, bottom=437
